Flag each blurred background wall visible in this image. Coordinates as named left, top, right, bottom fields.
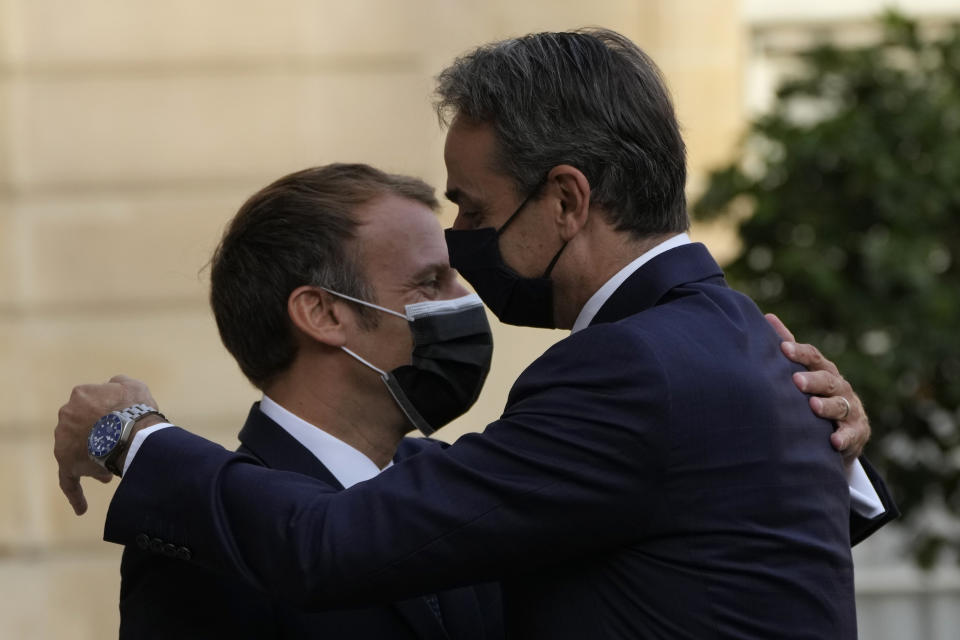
left=0, top=0, right=955, bottom=637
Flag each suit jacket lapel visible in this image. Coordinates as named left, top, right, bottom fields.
left=237, top=404, right=451, bottom=640
left=237, top=404, right=343, bottom=489
left=590, top=242, right=725, bottom=327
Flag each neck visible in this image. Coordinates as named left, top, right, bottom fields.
left=554, top=227, right=680, bottom=329
left=263, top=356, right=408, bottom=469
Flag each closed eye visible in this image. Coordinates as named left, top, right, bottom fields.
left=457, top=210, right=488, bottom=230
left=420, top=278, right=441, bottom=290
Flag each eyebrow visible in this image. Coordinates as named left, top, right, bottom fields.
left=445, top=186, right=483, bottom=207
left=411, top=263, right=449, bottom=283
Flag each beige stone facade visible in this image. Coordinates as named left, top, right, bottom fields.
left=0, top=1, right=748, bottom=636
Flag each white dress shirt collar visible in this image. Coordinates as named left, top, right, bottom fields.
left=259, top=394, right=391, bottom=489
left=571, top=233, right=691, bottom=333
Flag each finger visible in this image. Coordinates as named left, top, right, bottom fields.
left=831, top=425, right=866, bottom=460
left=781, top=342, right=840, bottom=376
left=793, top=370, right=849, bottom=397
left=108, top=375, right=158, bottom=409
left=69, top=381, right=124, bottom=405
left=62, top=383, right=126, bottom=430
left=58, top=469, right=88, bottom=516
left=765, top=313, right=796, bottom=342
left=808, top=395, right=856, bottom=422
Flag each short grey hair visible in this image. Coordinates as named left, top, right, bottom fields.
left=435, top=28, right=688, bottom=236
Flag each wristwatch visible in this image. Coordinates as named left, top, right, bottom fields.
left=88, top=403, right=165, bottom=476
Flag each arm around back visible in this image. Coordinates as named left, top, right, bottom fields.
left=104, top=326, right=670, bottom=609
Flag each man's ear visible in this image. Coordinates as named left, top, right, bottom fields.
left=287, top=286, right=348, bottom=347
left=546, top=165, right=591, bottom=241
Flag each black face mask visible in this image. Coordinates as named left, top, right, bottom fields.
left=324, top=290, right=493, bottom=436
left=445, top=186, right=567, bottom=329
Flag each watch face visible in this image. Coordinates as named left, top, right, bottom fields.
left=88, top=414, right=123, bottom=458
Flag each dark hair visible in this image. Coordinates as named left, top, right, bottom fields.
left=435, top=27, right=688, bottom=236
left=210, top=163, right=438, bottom=389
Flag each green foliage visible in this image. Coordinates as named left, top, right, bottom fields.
left=693, top=12, right=960, bottom=566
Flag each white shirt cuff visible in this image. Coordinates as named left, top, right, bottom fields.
left=122, top=422, right=174, bottom=477
left=847, top=459, right=885, bottom=519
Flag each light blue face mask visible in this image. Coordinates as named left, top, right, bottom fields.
left=322, top=290, right=494, bottom=436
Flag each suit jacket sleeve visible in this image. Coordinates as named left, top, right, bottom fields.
left=105, top=326, right=670, bottom=609
left=849, top=456, right=899, bottom=545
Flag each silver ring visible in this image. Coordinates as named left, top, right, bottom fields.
left=838, top=397, right=851, bottom=421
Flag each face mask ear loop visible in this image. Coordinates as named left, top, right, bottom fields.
left=320, top=287, right=409, bottom=321
left=340, top=346, right=391, bottom=382
left=496, top=175, right=551, bottom=238
left=541, top=240, right=569, bottom=278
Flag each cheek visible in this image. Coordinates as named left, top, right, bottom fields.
left=349, top=319, right=413, bottom=373
left=382, top=323, right=414, bottom=369
left=498, top=225, right=549, bottom=276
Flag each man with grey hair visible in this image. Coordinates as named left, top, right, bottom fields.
left=54, top=28, right=894, bottom=639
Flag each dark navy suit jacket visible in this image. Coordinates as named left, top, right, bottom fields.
left=106, top=244, right=896, bottom=639
left=117, top=405, right=503, bottom=640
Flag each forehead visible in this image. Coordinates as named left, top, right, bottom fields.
left=443, top=118, right=517, bottom=205
left=443, top=117, right=497, bottom=175
left=353, top=193, right=447, bottom=281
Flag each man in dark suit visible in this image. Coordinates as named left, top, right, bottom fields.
left=114, top=164, right=503, bottom=640
left=55, top=29, right=895, bottom=639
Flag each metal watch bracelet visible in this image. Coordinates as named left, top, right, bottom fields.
left=104, top=404, right=167, bottom=477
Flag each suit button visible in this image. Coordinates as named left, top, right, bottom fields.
left=176, top=546, right=191, bottom=561
left=135, top=534, right=150, bottom=550
left=162, top=543, right=178, bottom=558
left=149, top=538, right=164, bottom=554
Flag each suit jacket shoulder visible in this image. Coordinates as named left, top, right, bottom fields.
left=586, top=243, right=897, bottom=543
